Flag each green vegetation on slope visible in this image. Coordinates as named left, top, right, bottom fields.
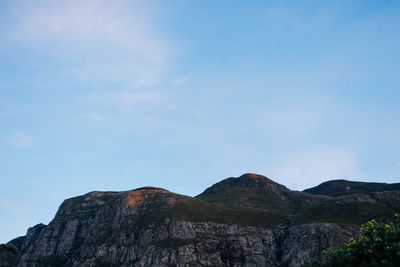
left=47, top=174, right=400, bottom=234
left=304, top=180, right=400, bottom=197
left=197, top=174, right=400, bottom=226
left=305, top=214, right=400, bottom=267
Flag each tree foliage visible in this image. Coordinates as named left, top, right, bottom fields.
left=305, top=214, right=400, bottom=267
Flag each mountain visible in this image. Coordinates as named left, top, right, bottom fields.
left=304, top=179, right=400, bottom=197
left=1, top=173, right=399, bottom=267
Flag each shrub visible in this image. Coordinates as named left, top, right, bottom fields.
left=305, top=214, right=400, bottom=267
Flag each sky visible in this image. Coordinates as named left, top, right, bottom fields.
left=0, top=0, right=400, bottom=242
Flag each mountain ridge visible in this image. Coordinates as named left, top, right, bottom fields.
left=304, top=179, right=400, bottom=197
left=1, top=173, right=399, bottom=267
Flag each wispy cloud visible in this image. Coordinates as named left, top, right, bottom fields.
left=270, top=146, right=364, bottom=190
left=86, top=90, right=165, bottom=112
left=16, top=0, right=171, bottom=86
left=171, top=77, right=190, bottom=87
left=0, top=198, right=23, bottom=210
left=264, top=108, right=323, bottom=136
left=4, top=131, right=35, bottom=149
left=81, top=112, right=106, bottom=124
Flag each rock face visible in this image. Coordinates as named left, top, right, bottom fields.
left=10, top=221, right=357, bottom=267
left=1, top=173, right=399, bottom=267
left=0, top=244, right=19, bottom=267
left=280, top=224, right=357, bottom=267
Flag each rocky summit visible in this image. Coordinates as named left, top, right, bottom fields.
left=1, top=173, right=399, bottom=267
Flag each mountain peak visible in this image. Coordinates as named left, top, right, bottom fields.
left=132, top=186, right=169, bottom=193
left=198, top=173, right=289, bottom=197
left=196, top=173, right=290, bottom=215
left=3, top=173, right=400, bottom=267
left=239, top=172, right=269, bottom=181
left=125, top=187, right=171, bottom=208
left=238, top=173, right=285, bottom=186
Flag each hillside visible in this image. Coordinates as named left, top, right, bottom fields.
left=304, top=179, right=400, bottom=197
left=1, top=173, right=399, bottom=267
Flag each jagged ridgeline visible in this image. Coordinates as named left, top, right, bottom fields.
left=1, top=173, right=400, bottom=267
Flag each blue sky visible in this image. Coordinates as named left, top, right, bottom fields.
left=1, top=0, right=400, bottom=242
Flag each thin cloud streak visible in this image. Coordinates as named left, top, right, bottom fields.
left=16, top=0, right=171, bottom=86
left=86, top=90, right=165, bottom=112
left=3, top=131, right=35, bottom=149
left=270, top=146, right=364, bottom=190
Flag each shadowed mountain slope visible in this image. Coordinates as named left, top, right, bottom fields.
left=197, top=173, right=400, bottom=225
left=304, top=179, right=400, bottom=197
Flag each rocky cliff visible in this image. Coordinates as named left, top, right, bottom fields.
left=1, top=173, right=399, bottom=267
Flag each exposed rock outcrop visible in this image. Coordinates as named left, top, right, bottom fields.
left=0, top=244, right=19, bottom=267
left=13, top=220, right=358, bottom=267
left=2, top=173, right=399, bottom=267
